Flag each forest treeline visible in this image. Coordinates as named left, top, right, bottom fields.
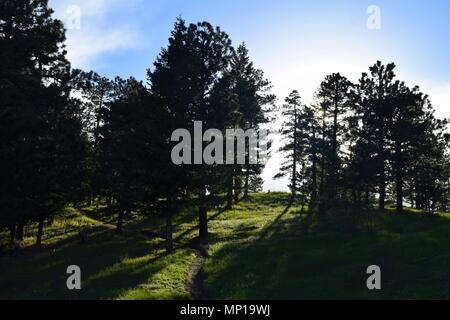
left=1, top=1, right=449, bottom=253
left=277, top=67, right=450, bottom=216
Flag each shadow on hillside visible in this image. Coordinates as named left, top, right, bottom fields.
left=0, top=196, right=245, bottom=300
left=0, top=231, right=172, bottom=299
left=205, top=206, right=450, bottom=300
left=0, top=199, right=234, bottom=299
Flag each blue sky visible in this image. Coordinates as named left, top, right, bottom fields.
left=50, top=0, right=450, bottom=191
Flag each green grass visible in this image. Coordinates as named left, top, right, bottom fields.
left=0, top=207, right=104, bottom=249
left=0, top=206, right=196, bottom=300
left=1, top=193, right=450, bottom=299
left=205, top=193, right=450, bottom=299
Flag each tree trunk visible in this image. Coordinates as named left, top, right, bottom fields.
left=365, top=185, right=370, bottom=207
left=116, top=208, right=124, bottom=234
left=319, top=113, right=326, bottom=201
left=226, top=171, right=234, bottom=209
left=233, top=177, right=240, bottom=203
left=199, top=206, right=208, bottom=239
left=15, top=223, right=24, bottom=241
left=310, top=127, right=318, bottom=206
left=94, top=92, right=105, bottom=149
left=244, top=165, right=250, bottom=199
left=311, top=172, right=318, bottom=202
left=165, top=197, right=173, bottom=254
left=226, top=185, right=233, bottom=209
left=395, top=141, right=403, bottom=214
left=106, top=194, right=112, bottom=207
left=9, top=224, right=16, bottom=246
left=36, top=217, right=44, bottom=245
left=414, top=175, right=421, bottom=209
left=378, top=119, right=386, bottom=211
left=409, top=180, right=415, bottom=209
left=330, top=93, right=339, bottom=200
left=292, top=105, right=298, bottom=200
left=320, top=161, right=325, bottom=198
left=351, top=189, right=356, bottom=203
left=379, top=166, right=386, bottom=210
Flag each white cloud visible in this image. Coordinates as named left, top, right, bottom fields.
left=51, top=0, right=129, bottom=19
left=65, top=27, right=139, bottom=68
left=49, top=0, right=142, bottom=69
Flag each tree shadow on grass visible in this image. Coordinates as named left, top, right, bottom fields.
left=0, top=230, right=190, bottom=300
left=205, top=206, right=450, bottom=300
left=0, top=197, right=230, bottom=300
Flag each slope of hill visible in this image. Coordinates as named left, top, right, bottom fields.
left=1, top=193, right=450, bottom=299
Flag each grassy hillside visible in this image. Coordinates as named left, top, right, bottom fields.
left=0, top=207, right=196, bottom=300
left=1, top=193, right=450, bottom=299
left=205, top=194, right=450, bottom=299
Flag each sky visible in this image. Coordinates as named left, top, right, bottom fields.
left=49, top=0, right=450, bottom=192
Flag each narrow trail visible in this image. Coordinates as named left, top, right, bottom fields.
left=80, top=209, right=117, bottom=231
left=187, top=239, right=210, bottom=300
left=80, top=210, right=155, bottom=240
left=82, top=209, right=211, bottom=299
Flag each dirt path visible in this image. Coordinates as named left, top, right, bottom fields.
left=187, top=239, right=210, bottom=300
left=80, top=209, right=117, bottom=230
left=84, top=209, right=211, bottom=299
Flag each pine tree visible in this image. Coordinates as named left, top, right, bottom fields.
left=275, top=91, right=303, bottom=200
left=0, top=0, right=87, bottom=245
left=357, top=62, right=396, bottom=210
left=98, top=77, right=155, bottom=233
left=316, top=73, right=352, bottom=200
left=70, top=69, right=115, bottom=206
left=149, top=18, right=234, bottom=242
left=229, top=44, right=275, bottom=201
